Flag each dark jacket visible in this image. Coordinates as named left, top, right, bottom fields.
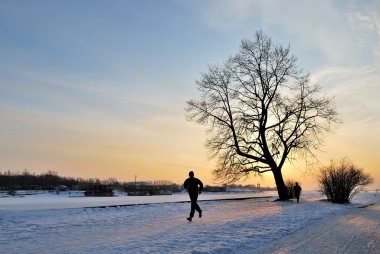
left=294, top=185, right=302, bottom=195
left=184, top=177, right=203, bottom=194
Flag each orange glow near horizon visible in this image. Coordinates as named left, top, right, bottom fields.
left=2, top=116, right=378, bottom=191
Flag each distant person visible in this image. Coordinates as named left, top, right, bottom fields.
left=184, top=171, right=203, bottom=222
left=294, top=182, right=302, bottom=203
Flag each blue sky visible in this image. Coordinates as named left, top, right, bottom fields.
left=0, top=0, right=379, bottom=188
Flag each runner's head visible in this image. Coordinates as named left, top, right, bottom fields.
left=189, top=171, right=194, bottom=177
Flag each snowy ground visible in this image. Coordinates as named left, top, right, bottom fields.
left=260, top=203, right=380, bottom=254
left=1, top=191, right=379, bottom=253
left=0, top=190, right=275, bottom=211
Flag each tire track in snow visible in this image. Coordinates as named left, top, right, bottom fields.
left=258, top=204, right=380, bottom=254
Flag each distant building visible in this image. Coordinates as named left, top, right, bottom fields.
left=124, top=180, right=178, bottom=196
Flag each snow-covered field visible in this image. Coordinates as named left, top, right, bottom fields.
left=0, top=190, right=275, bottom=211
left=1, top=191, right=379, bottom=253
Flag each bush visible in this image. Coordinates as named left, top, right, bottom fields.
left=285, top=179, right=296, bottom=199
left=318, top=159, right=373, bottom=203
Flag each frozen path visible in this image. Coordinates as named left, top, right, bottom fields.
left=0, top=195, right=363, bottom=254
left=259, top=204, right=380, bottom=254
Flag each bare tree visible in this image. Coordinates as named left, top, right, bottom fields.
left=318, top=159, right=373, bottom=203
left=186, top=31, right=339, bottom=200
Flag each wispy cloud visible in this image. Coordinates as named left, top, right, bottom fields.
left=348, top=6, right=380, bottom=66
left=312, top=65, right=380, bottom=124
left=193, top=0, right=378, bottom=67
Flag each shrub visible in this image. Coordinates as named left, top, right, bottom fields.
left=285, top=179, right=296, bottom=199
left=318, top=159, right=373, bottom=203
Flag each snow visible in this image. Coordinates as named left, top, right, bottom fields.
left=1, top=191, right=379, bottom=253
left=259, top=194, right=380, bottom=254
left=0, top=191, right=276, bottom=211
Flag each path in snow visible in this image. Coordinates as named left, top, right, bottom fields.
left=0, top=196, right=359, bottom=254
left=258, top=204, right=380, bottom=254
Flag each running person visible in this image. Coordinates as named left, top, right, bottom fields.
left=184, top=171, right=203, bottom=222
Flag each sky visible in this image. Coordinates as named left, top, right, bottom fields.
left=0, top=0, right=379, bottom=189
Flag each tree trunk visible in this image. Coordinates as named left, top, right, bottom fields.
left=272, top=167, right=289, bottom=200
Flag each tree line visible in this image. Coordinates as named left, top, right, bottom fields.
left=0, top=170, right=268, bottom=193
left=0, top=170, right=124, bottom=191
